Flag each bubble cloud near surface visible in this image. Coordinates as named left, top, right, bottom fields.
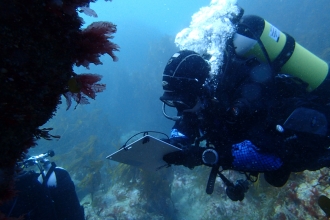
left=175, top=0, right=240, bottom=75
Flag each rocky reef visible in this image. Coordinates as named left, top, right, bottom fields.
left=82, top=165, right=330, bottom=219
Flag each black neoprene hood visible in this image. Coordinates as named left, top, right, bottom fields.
left=160, top=50, right=210, bottom=103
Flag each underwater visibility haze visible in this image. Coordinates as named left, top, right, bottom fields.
left=2, top=0, right=330, bottom=219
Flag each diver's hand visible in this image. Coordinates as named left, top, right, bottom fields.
left=163, top=147, right=204, bottom=169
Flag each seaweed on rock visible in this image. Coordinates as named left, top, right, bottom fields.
left=0, top=0, right=118, bottom=201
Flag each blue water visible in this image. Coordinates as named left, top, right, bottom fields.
left=32, top=0, right=330, bottom=218
left=35, top=0, right=330, bottom=153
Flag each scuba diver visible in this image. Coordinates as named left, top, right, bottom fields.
left=160, top=14, right=330, bottom=201
left=0, top=150, right=85, bottom=220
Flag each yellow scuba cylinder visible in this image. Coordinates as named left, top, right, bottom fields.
left=233, top=15, right=329, bottom=93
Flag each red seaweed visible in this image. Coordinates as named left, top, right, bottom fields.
left=65, top=74, right=106, bottom=109
left=76, top=21, right=119, bottom=69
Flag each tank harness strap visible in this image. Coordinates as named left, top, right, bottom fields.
left=272, top=33, right=296, bottom=72
left=43, top=162, right=57, bottom=187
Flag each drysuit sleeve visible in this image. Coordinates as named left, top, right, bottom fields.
left=50, top=168, right=85, bottom=220
left=162, top=111, right=204, bottom=168
left=164, top=139, right=284, bottom=172
left=169, top=111, right=200, bottom=148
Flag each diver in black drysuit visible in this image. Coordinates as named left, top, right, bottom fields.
left=0, top=160, right=85, bottom=220
left=160, top=33, right=330, bottom=200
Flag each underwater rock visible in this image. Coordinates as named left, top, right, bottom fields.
left=0, top=0, right=118, bottom=201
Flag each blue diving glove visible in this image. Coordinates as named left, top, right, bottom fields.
left=232, top=140, right=283, bottom=172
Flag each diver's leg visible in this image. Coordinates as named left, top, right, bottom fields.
left=264, top=165, right=291, bottom=187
